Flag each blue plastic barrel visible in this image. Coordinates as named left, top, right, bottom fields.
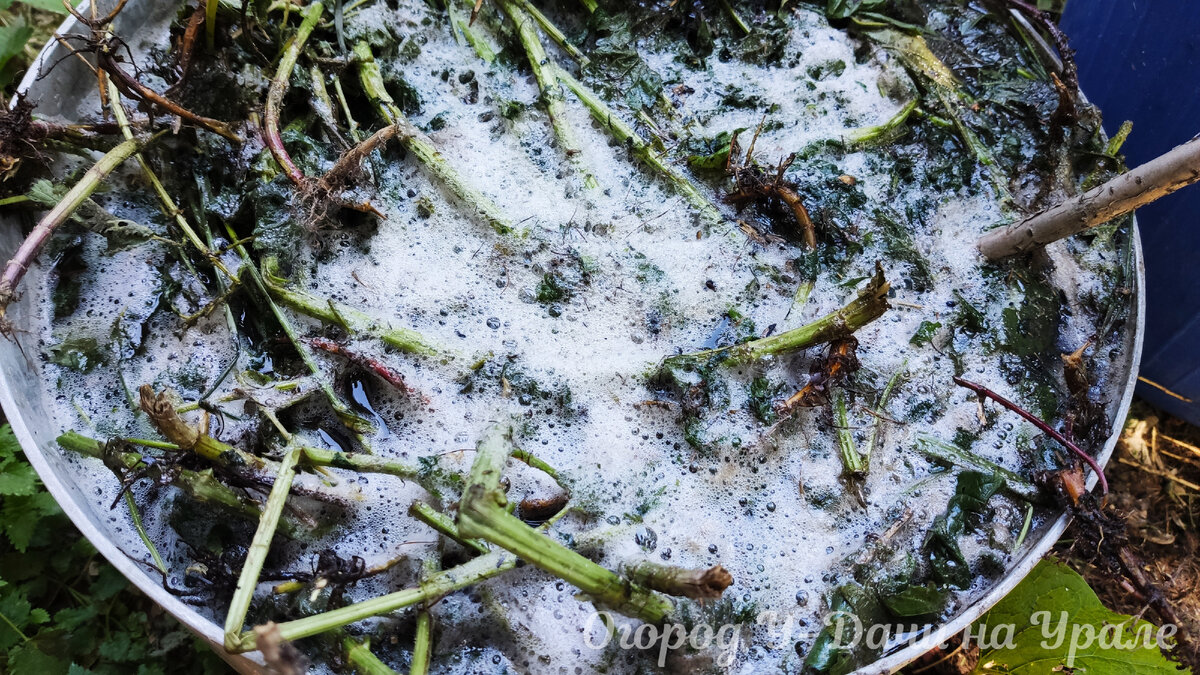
left=1060, top=2, right=1200, bottom=424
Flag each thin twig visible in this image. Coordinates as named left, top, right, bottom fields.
left=953, top=376, right=1108, bottom=494
left=978, top=136, right=1200, bottom=259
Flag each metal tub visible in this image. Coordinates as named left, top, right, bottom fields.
left=0, top=4, right=1145, bottom=672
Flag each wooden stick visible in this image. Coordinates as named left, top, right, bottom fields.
left=978, top=135, right=1200, bottom=259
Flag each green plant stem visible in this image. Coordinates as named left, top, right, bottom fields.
left=863, top=358, right=906, bottom=460
left=664, top=262, right=890, bottom=370
left=623, top=561, right=732, bottom=600
left=0, top=134, right=157, bottom=315
left=844, top=99, right=917, bottom=146
left=56, top=432, right=304, bottom=537
left=266, top=2, right=325, bottom=186
left=411, top=607, right=433, bottom=675
left=517, top=0, right=589, bottom=65
left=107, top=81, right=236, bottom=282
left=499, top=0, right=597, bottom=189
left=409, top=500, right=489, bottom=554
left=865, top=28, right=1012, bottom=206
left=510, top=446, right=564, bottom=488
left=205, top=0, right=218, bottom=50
left=720, top=0, right=751, bottom=34
left=300, top=446, right=420, bottom=481
left=1013, top=503, right=1034, bottom=552
left=0, top=195, right=30, bottom=206
left=554, top=67, right=724, bottom=228
left=833, top=389, right=864, bottom=475
left=226, top=545, right=518, bottom=650
left=138, top=385, right=272, bottom=473
left=1104, top=120, right=1133, bottom=157
left=456, top=423, right=673, bottom=623
left=914, top=434, right=1040, bottom=501
left=224, top=445, right=302, bottom=650
left=332, top=73, right=363, bottom=142
left=261, top=257, right=439, bottom=356
left=354, top=41, right=513, bottom=234
left=228, top=235, right=375, bottom=438
left=450, top=0, right=498, bottom=62
left=124, top=492, right=167, bottom=575
left=343, top=637, right=400, bottom=675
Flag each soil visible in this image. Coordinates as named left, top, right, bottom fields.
left=1056, top=399, right=1200, bottom=670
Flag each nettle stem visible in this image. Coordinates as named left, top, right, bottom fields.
left=456, top=423, right=674, bottom=623
left=265, top=1, right=326, bottom=186
left=300, top=446, right=420, bottom=482
left=833, top=388, right=864, bottom=475
left=554, top=67, right=724, bottom=228
left=0, top=134, right=156, bottom=319
left=139, top=385, right=271, bottom=472
left=499, top=0, right=597, bottom=188
left=863, top=358, right=906, bottom=460
left=410, top=499, right=489, bottom=554
left=227, top=545, right=521, bottom=650
left=343, top=638, right=400, bottom=675
left=411, top=604, right=433, bottom=675
left=664, top=262, right=890, bottom=371
left=98, top=52, right=241, bottom=143
left=261, top=257, right=440, bottom=356
left=107, top=81, right=236, bottom=282
left=953, top=376, right=1109, bottom=494
left=354, top=41, right=513, bottom=234
left=224, top=445, right=303, bottom=650
left=623, top=561, right=733, bottom=600
left=56, top=431, right=306, bottom=537
left=517, top=0, right=589, bottom=64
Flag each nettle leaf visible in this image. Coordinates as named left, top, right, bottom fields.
left=3, top=492, right=62, bottom=552
left=48, top=337, right=109, bottom=373
left=12, top=0, right=71, bottom=14
left=909, top=320, right=941, bottom=346
left=923, top=470, right=1005, bottom=589
left=825, top=0, right=887, bottom=20
left=102, top=222, right=156, bottom=255
left=880, top=582, right=946, bottom=618
left=0, top=425, right=38, bottom=497
left=970, top=558, right=1187, bottom=674
left=583, top=11, right=664, bottom=110
left=0, top=17, right=32, bottom=74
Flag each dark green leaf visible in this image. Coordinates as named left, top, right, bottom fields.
left=880, top=583, right=946, bottom=617
left=909, top=320, right=941, bottom=346
left=0, top=18, right=32, bottom=74
left=969, top=558, right=1186, bottom=674
left=14, top=0, right=71, bottom=13
left=923, top=471, right=1005, bottom=589
left=48, top=337, right=109, bottom=373
left=952, top=291, right=986, bottom=334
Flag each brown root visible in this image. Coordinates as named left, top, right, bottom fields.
left=776, top=337, right=860, bottom=416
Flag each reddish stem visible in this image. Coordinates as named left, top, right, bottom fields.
left=98, top=52, right=241, bottom=143
left=953, top=376, right=1107, bottom=494
left=307, top=337, right=410, bottom=393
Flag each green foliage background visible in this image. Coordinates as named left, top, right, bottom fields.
left=0, top=423, right=230, bottom=673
